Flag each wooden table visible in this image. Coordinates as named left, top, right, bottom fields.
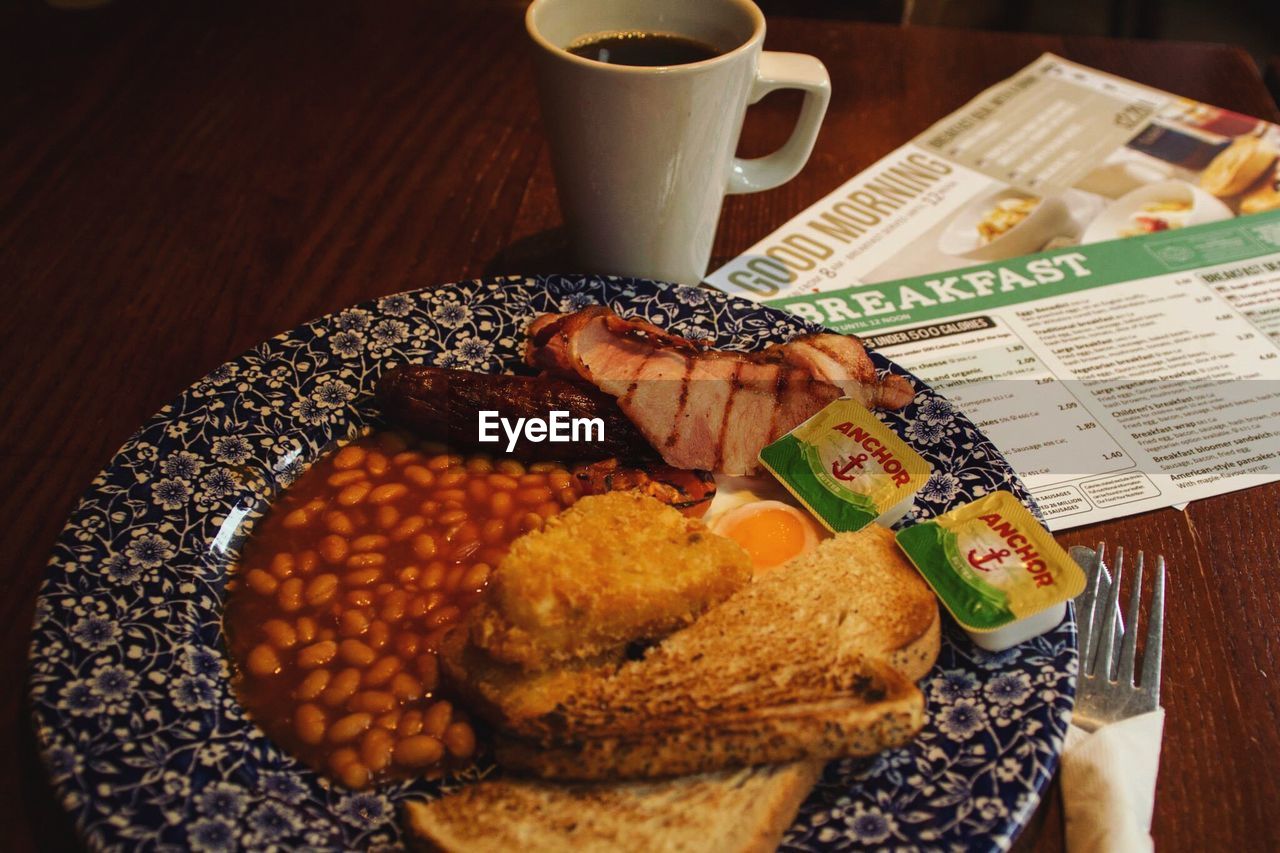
left=3, top=1, right=1278, bottom=850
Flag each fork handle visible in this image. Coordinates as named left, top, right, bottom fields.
left=1061, top=711, right=1164, bottom=853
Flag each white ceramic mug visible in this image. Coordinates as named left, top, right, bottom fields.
left=526, top=0, right=831, bottom=285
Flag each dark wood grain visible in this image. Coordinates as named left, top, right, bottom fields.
left=3, top=2, right=1279, bottom=851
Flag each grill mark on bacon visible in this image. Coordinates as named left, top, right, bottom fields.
left=523, top=307, right=912, bottom=474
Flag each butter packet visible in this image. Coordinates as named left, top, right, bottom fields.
left=758, top=398, right=931, bottom=533
left=895, top=490, right=1085, bottom=651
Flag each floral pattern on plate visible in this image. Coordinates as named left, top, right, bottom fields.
left=29, top=275, right=1074, bottom=851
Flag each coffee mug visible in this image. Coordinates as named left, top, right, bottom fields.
left=526, top=0, right=831, bottom=285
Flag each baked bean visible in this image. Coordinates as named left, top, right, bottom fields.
left=520, top=512, right=544, bottom=532
left=327, top=469, right=366, bottom=488
left=548, top=469, right=573, bottom=491
left=324, top=510, right=355, bottom=536
left=395, top=632, right=421, bottom=659
left=465, top=455, right=493, bottom=474
left=444, top=566, right=465, bottom=592
left=466, top=479, right=489, bottom=504
left=367, top=619, right=391, bottom=651
left=295, top=616, right=318, bottom=643
left=490, top=491, right=514, bottom=515
left=380, top=590, right=408, bottom=623
left=417, top=654, right=440, bottom=692
left=247, top=644, right=281, bottom=677
left=369, top=483, right=407, bottom=505
left=338, top=761, right=370, bottom=789
left=394, top=735, right=445, bottom=767
left=270, top=552, right=296, bottom=580
left=277, top=578, right=304, bottom=612
left=479, top=518, right=506, bottom=544
left=318, top=534, right=349, bottom=565
left=339, top=639, right=376, bottom=667
left=438, top=509, right=467, bottom=526
left=411, top=534, right=438, bottom=560
left=437, top=468, right=466, bottom=489
left=339, top=609, right=370, bottom=638
left=322, top=668, right=361, bottom=707
left=486, top=473, right=519, bottom=491
left=282, top=508, right=310, bottom=529
left=419, top=499, right=440, bottom=515
left=352, top=534, right=390, bottom=553
left=420, top=562, right=446, bottom=590
left=443, top=722, right=477, bottom=760
left=337, top=483, right=372, bottom=506
left=245, top=569, right=278, bottom=596
left=333, top=445, right=367, bottom=470
left=529, top=461, right=558, bottom=473
left=537, top=501, right=561, bottom=519
left=296, top=548, right=320, bottom=573
left=496, top=459, right=525, bottom=477
left=423, top=701, right=453, bottom=738
left=351, top=690, right=396, bottom=714
left=425, top=453, right=452, bottom=472
left=346, top=589, right=374, bottom=608
left=376, top=505, right=400, bottom=530
left=297, top=640, right=338, bottom=668
left=376, top=709, right=402, bottom=731
left=445, top=521, right=478, bottom=545
left=345, top=566, right=384, bottom=587
left=304, top=574, right=339, bottom=607
left=518, top=473, right=545, bottom=487
left=396, top=565, right=421, bottom=585
left=365, top=451, right=390, bottom=476
left=364, top=656, right=402, bottom=687
left=404, top=465, right=435, bottom=487
left=423, top=626, right=452, bottom=653
left=295, top=704, right=327, bottom=745
left=393, top=450, right=423, bottom=467
left=427, top=605, right=461, bottom=629
left=391, top=516, right=426, bottom=542
left=398, top=710, right=424, bottom=737
left=361, top=726, right=395, bottom=773
left=329, top=712, right=373, bottom=744
left=295, top=668, right=331, bottom=701
left=557, top=488, right=578, bottom=507
left=390, top=671, right=423, bottom=702
left=462, top=562, right=490, bottom=591
left=263, top=619, right=298, bottom=649
left=434, top=488, right=467, bottom=505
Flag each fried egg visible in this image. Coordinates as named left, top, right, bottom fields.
left=706, top=475, right=828, bottom=572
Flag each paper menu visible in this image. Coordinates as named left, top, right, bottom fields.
left=705, top=54, right=1280, bottom=528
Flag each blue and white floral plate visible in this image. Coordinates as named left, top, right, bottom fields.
left=29, top=275, right=1075, bottom=851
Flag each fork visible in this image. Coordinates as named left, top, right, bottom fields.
left=1072, top=543, right=1166, bottom=732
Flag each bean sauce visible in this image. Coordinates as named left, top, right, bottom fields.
left=223, top=431, right=581, bottom=788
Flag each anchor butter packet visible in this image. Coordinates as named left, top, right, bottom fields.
left=895, top=490, right=1085, bottom=651
left=758, top=397, right=930, bottom=533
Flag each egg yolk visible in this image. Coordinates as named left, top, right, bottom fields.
left=719, top=507, right=813, bottom=571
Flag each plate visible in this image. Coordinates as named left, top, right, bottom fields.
left=29, top=275, right=1075, bottom=851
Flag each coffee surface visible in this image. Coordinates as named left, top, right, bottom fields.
left=567, top=31, right=721, bottom=67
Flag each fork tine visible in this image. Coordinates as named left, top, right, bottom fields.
left=1116, top=551, right=1144, bottom=685
left=1140, top=555, right=1166, bottom=703
left=1094, top=546, right=1125, bottom=680
left=1079, top=542, right=1106, bottom=672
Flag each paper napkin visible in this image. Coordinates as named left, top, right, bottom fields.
left=1061, top=708, right=1165, bottom=853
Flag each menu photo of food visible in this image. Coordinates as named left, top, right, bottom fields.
left=861, top=99, right=1280, bottom=284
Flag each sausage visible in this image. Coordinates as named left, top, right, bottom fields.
left=376, top=366, right=655, bottom=462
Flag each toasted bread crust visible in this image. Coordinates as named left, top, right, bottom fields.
left=402, top=761, right=824, bottom=853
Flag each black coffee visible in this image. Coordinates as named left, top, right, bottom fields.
left=567, top=31, right=721, bottom=67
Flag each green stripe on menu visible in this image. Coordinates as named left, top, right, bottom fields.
left=765, top=208, right=1280, bottom=335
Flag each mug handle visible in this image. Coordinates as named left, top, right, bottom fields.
left=727, top=52, right=831, bottom=195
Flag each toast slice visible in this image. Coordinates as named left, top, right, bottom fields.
left=471, top=491, right=752, bottom=671
left=402, top=760, right=823, bottom=853
left=444, top=527, right=939, bottom=780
